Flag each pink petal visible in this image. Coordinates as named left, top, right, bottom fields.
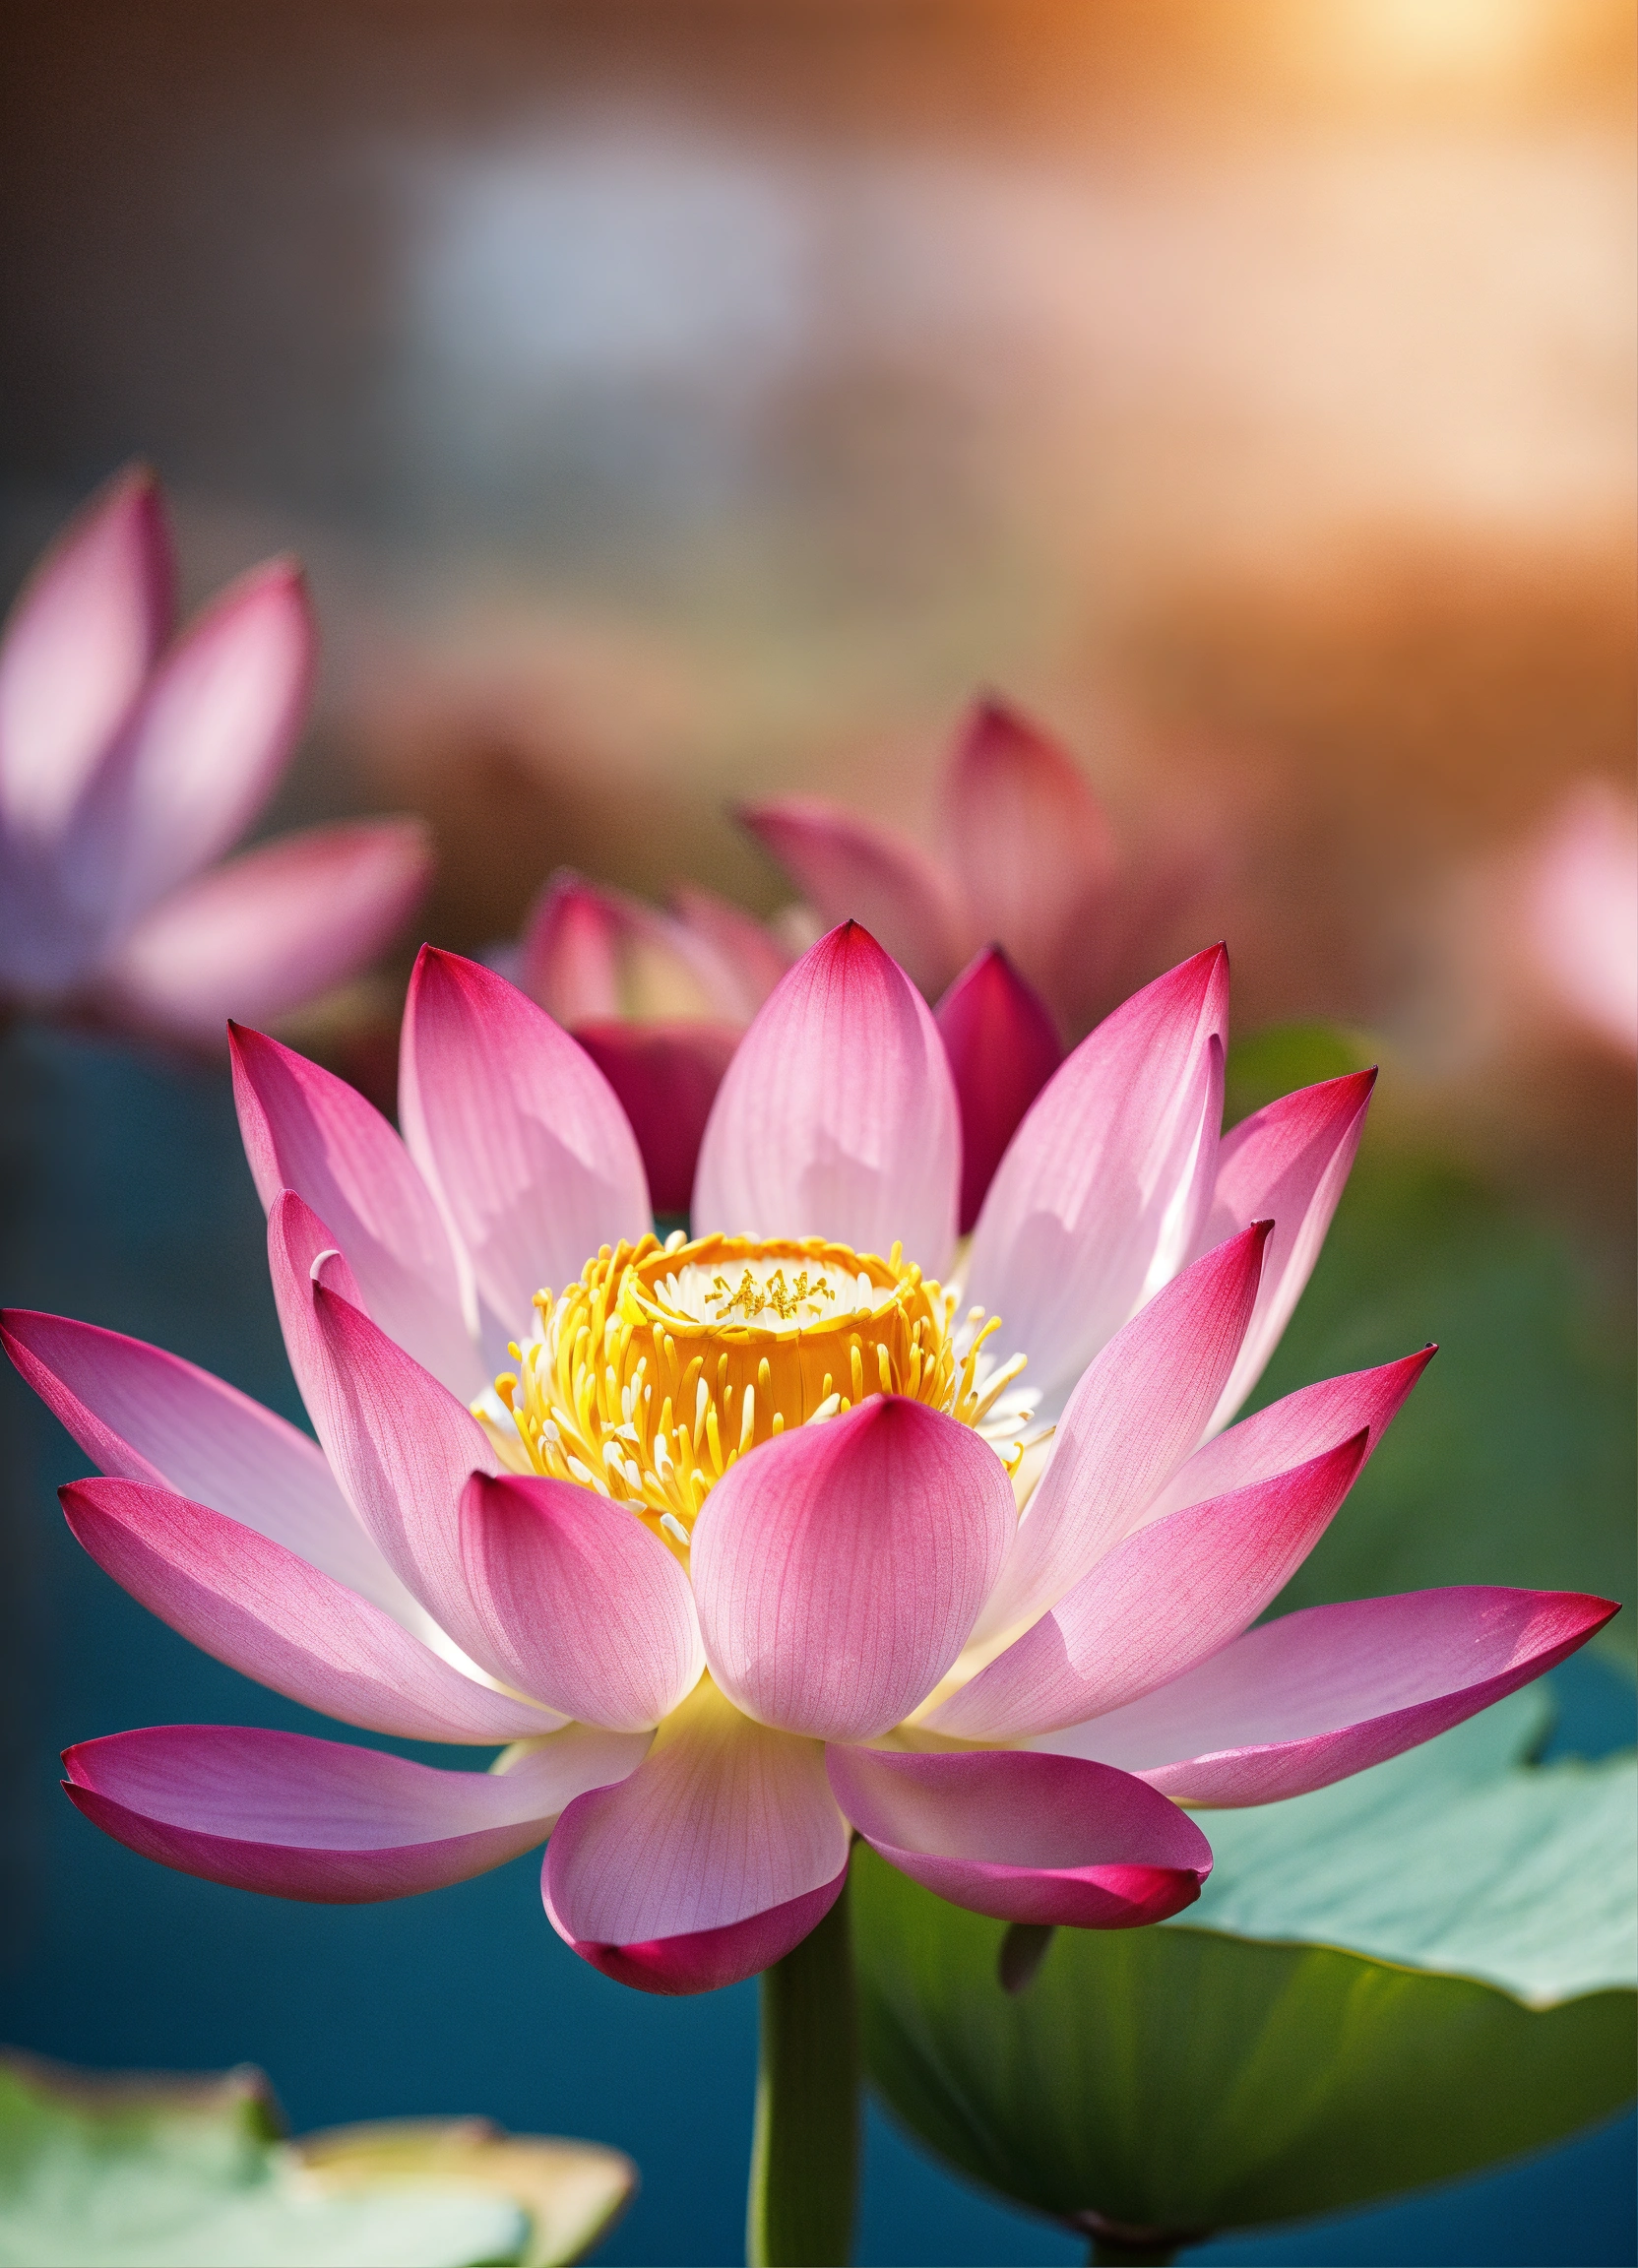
left=519, top=870, right=743, bottom=1027
left=230, top=1019, right=478, bottom=1399
left=1195, top=1070, right=1376, bottom=1435
left=942, top=698, right=1117, bottom=1002
left=571, top=1021, right=739, bottom=1218
left=60, top=1477, right=563, bottom=1744
left=825, top=1746, right=1211, bottom=1927
left=968, top=1222, right=1270, bottom=1653
left=670, top=884, right=793, bottom=1017
left=63, top=1723, right=645, bottom=1902
left=0, top=466, right=173, bottom=846
left=0, top=1306, right=414, bottom=1622
left=936, top=947, right=1064, bottom=1234
left=739, top=797, right=968, bottom=997
left=693, top=921, right=961, bottom=1277
left=1141, top=1345, right=1435, bottom=1529
left=96, top=820, right=431, bottom=1048
left=1037, top=1587, right=1620, bottom=1806
left=459, top=1473, right=703, bottom=1732
left=517, top=872, right=624, bottom=1024
left=265, top=1191, right=497, bottom=1650
left=964, top=946, right=1229, bottom=1416
left=934, top=1434, right=1368, bottom=1740
left=691, top=1398, right=1014, bottom=1742
left=542, top=1678, right=850, bottom=1994
left=399, top=948, right=650, bottom=1349
left=77, top=559, right=315, bottom=936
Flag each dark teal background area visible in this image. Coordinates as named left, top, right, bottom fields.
left=1, top=1027, right=1632, bottom=2267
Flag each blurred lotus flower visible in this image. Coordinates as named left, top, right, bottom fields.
left=1412, top=776, right=1638, bottom=1112
left=5, top=928, right=1610, bottom=1995
left=1523, top=782, right=1637, bottom=1056
left=0, top=468, right=430, bottom=1046
left=742, top=697, right=1197, bottom=1040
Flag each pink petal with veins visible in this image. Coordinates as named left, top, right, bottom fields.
left=1195, top=1070, right=1376, bottom=1435
left=61, top=1477, right=562, bottom=1744
left=459, top=1472, right=703, bottom=1732
left=400, top=947, right=650, bottom=1354
left=543, top=1680, right=850, bottom=1994
left=1142, top=1346, right=1434, bottom=1528
left=0, top=1306, right=416, bottom=1622
left=64, top=1723, right=644, bottom=1902
left=693, top=921, right=960, bottom=1278
left=935, top=1434, right=1367, bottom=1739
left=826, top=1746, right=1210, bottom=1927
left=692, top=1398, right=1013, bottom=1743
left=964, top=946, right=1228, bottom=1416
left=1036, top=1587, right=1619, bottom=1805
left=265, top=1190, right=497, bottom=1653
left=230, top=1018, right=477, bottom=1399
left=968, top=1222, right=1269, bottom=1652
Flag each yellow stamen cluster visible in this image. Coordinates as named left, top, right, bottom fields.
left=485, top=1230, right=1025, bottom=1552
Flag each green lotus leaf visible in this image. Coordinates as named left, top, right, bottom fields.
left=1188, top=1688, right=1636, bottom=2004
left=293, top=2119, right=636, bottom=2268
left=0, top=2050, right=634, bottom=2268
left=854, top=1695, right=1637, bottom=2247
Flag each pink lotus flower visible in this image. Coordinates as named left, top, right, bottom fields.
left=0, top=468, right=430, bottom=1045
left=4, top=927, right=1610, bottom=1996
left=742, top=697, right=1198, bottom=1041
left=517, top=866, right=1065, bottom=1233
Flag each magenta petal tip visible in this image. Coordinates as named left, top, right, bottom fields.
left=543, top=1863, right=849, bottom=1996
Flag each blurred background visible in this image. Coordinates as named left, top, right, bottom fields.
left=1, top=3, right=1633, bottom=2262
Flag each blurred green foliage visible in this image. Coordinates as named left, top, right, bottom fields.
left=0, top=2051, right=633, bottom=2267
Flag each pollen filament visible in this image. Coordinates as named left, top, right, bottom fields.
left=481, top=1230, right=1026, bottom=1553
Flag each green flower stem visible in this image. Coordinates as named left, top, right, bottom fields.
left=1079, top=2213, right=1190, bottom=2265
left=746, top=1871, right=859, bottom=2267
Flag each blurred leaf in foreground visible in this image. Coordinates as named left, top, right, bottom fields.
left=0, top=2051, right=633, bottom=2268
left=293, top=2119, right=639, bottom=2268
left=855, top=1691, right=1637, bottom=2253
left=1228, top=1025, right=1635, bottom=1658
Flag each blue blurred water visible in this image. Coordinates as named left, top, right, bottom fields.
left=1, top=1029, right=1632, bottom=2267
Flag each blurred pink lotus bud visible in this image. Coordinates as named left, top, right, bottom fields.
left=742, top=696, right=1203, bottom=1040
left=0, top=467, right=431, bottom=1046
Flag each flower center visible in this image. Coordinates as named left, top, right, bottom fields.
left=489, top=1231, right=1026, bottom=1551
